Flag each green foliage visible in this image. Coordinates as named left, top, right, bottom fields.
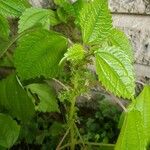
left=0, top=0, right=30, bottom=17
left=0, top=113, right=20, bottom=148
left=109, top=28, right=134, bottom=62
left=54, top=0, right=76, bottom=17
left=0, top=74, right=35, bottom=122
left=0, top=0, right=149, bottom=149
left=0, top=14, right=9, bottom=40
left=115, top=109, right=146, bottom=150
left=27, top=83, right=60, bottom=113
left=80, top=98, right=121, bottom=144
left=14, top=29, right=68, bottom=79
left=60, top=43, right=85, bottom=64
left=79, top=0, right=112, bottom=44
left=95, top=46, right=135, bottom=99
left=18, top=8, right=59, bottom=33
left=135, top=86, right=150, bottom=144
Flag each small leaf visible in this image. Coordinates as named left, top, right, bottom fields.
left=0, top=74, right=35, bottom=122
left=27, top=83, right=59, bottom=113
left=0, top=14, right=9, bottom=40
left=60, top=44, right=84, bottom=64
left=135, top=86, right=150, bottom=143
left=0, top=113, right=20, bottom=148
left=95, top=46, right=135, bottom=99
left=18, top=8, right=59, bottom=33
left=14, top=28, right=68, bottom=79
left=79, top=0, right=112, bottom=44
left=109, top=28, right=134, bottom=62
left=0, top=0, right=31, bottom=17
left=115, top=109, right=146, bottom=150
left=54, top=0, right=76, bottom=17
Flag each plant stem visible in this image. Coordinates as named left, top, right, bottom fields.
left=56, top=127, right=70, bottom=150
left=74, top=123, right=85, bottom=148
left=69, top=97, right=77, bottom=150
left=59, top=141, right=115, bottom=150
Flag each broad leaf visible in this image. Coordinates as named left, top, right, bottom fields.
left=136, top=86, right=150, bottom=143
left=0, top=74, right=35, bottom=122
left=14, top=29, right=68, bottom=79
left=95, top=46, right=135, bottom=99
left=18, top=8, right=59, bottom=33
left=109, top=28, right=134, bottom=62
left=0, top=0, right=31, bottom=17
left=27, top=83, right=60, bottom=113
left=0, top=113, right=20, bottom=148
left=0, top=14, right=9, bottom=40
left=115, top=109, right=146, bottom=150
left=79, top=0, right=112, bottom=44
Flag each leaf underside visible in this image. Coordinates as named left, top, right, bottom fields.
left=27, top=83, right=60, bottom=113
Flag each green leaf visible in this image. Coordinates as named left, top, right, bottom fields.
left=109, top=28, right=134, bottom=62
left=54, top=0, right=76, bottom=17
left=18, top=8, right=59, bottom=33
left=27, top=83, right=59, bottom=113
left=79, top=0, right=112, bottom=44
left=95, top=46, right=135, bottom=99
left=0, top=0, right=31, bottom=17
left=115, top=109, right=146, bottom=150
left=135, top=86, right=150, bottom=143
left=0, top=14, right=9, bottom=40
left=60, top=44, right=85, bottom=64
left=0, top=38, right=9, bottom=53
left=0, top=113, right=20, bottom=148
left=0, top=74, right=35, bottom=122
left=57, top=7, right=68, bottom=23
left=14, top=28, right=68, bottom=80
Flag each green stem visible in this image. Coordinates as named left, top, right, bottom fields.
left=69, top=97, right=77, bottom=150
left=74, top=123, right=85, bottom=148
left=56, top=127, right=70, bottom=150
left=59, top=141, right=115, bottom=150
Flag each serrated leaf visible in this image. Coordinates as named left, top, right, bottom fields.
left=0, top=14, right=9, bottom=40
left=60, top=44, right=84, bottom=64
left=0, top=74, right=35, bottom=122
left=135, top=86, right=150, bottom=144
left=109, top=28, right=134, bottom=62
left=14, top=29, right=68, bottom=80
left=115, top=109, right=146, bottom=150
left=0, top=113, right=20, bottom=148
left=27, top=83, right=59, bottom=113
left=95, top=46, right=135, bottom=99
left=79, top=0, right=112, bottom=44
left=18, top=8, right=59, bottom=33
left=0, top=0, right=31, bottom=17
